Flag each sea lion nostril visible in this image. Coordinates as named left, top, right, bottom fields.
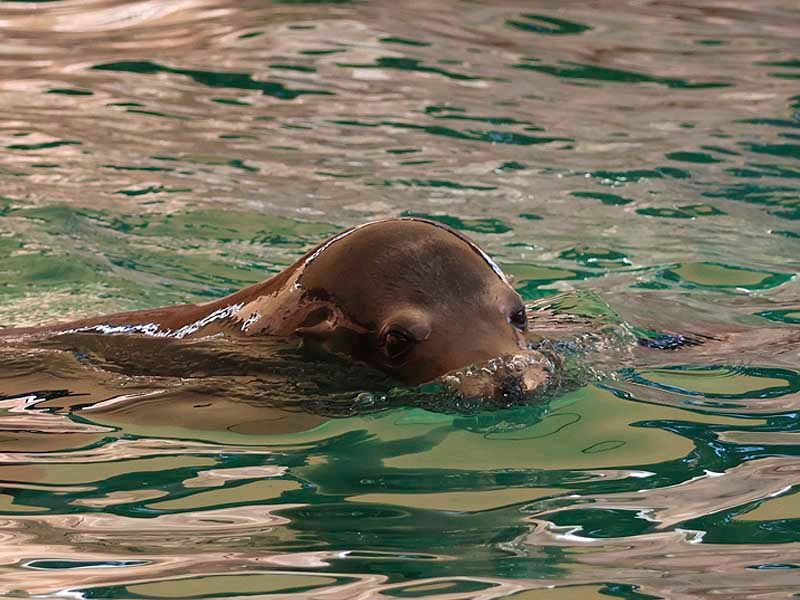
left=496, top=375, right=527, bottom=405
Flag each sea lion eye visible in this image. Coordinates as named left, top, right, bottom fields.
left=510, top=307, right=528, bottom=331
left=382, top=329, right=415, bottom=361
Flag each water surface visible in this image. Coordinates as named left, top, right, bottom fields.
left=0, top=0, right=799, bottom=598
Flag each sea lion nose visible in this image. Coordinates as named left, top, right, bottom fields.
left=495, top=375, right=526, bottom=405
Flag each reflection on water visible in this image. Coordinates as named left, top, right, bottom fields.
left=0, top=0, right=799, bottom=597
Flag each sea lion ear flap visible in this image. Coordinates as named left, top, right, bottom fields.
left=294, top=305, right=341, bottom=340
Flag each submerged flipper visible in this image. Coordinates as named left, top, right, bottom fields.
left=637, top=333, right=712, bottom=351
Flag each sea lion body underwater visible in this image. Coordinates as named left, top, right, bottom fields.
left=0, top=218, right=556, bottom=404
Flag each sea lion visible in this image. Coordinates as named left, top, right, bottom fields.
left=0, top=218, right=556, bottom=404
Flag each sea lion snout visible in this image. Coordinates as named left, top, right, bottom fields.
left=440, top=351, right=555, bottom=406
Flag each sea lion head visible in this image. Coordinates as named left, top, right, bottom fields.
left=282, top=218, right=554, bottom=405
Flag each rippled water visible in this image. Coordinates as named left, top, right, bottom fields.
left=1, top=0, right=799, bottom=598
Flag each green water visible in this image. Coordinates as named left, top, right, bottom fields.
left=0, top=0, right=799, bottom=598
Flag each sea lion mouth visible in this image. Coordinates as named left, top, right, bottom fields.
left=438, top=351, right=560, bottom=408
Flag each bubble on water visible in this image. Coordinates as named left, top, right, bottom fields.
left=355, top=392, right=375, bottom=407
